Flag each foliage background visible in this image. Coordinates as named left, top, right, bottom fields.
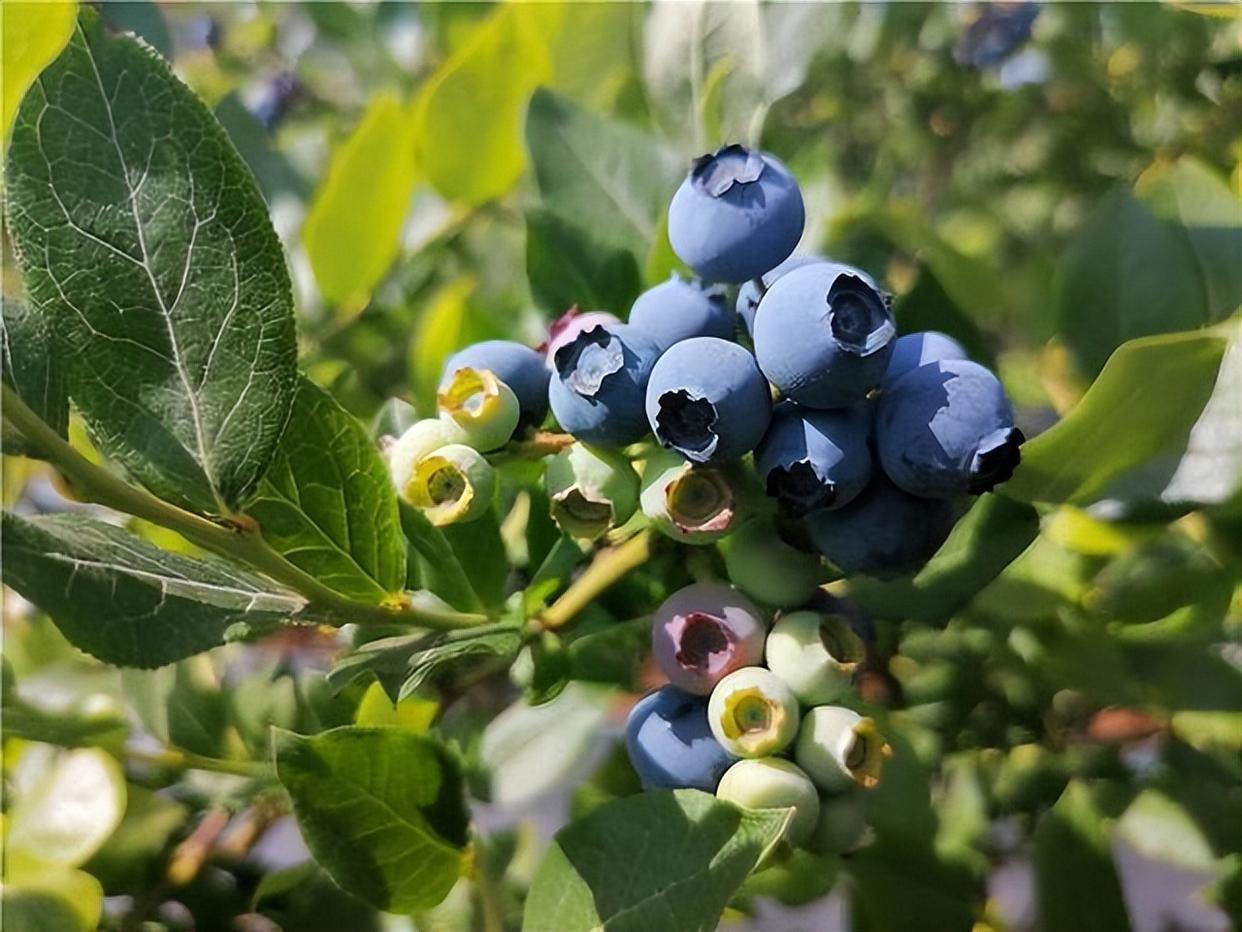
left=2, top=2, right=1241, bottom=931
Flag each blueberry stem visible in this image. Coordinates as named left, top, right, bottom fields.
left=538, top=529, right=654, bottom=630
left=2, top=385, right=489, bottom=631
left=493, top=430, right=576, bottom=461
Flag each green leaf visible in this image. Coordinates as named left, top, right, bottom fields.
left=7, top=748, right=126, bottom=868
left=849, top=494, right=1040, bottom=623
left=1, top=512, right=303, bottom=667
left=0, top=866, right=102, bottom=932
left=1171, top=711, right=1242, bottom=754
left=83, top=784, right=187, bottom=895
left=399, top=626, right=523, bottom=701
left=524, top=789, right=791, bottom=932
left=526, top=88, right=681, bottom=262
left=398, top=501, right=483, bottom=612
left=409, top=277, right=474, bottom=412
left=1, top=0, right=76, bottom=139
left=734, top=849, right=840, bottom=908
left=523, top=535, right=586, bottom=614
left=480, top=684, right=611, bottom=809
left=5, top=10, right=298, bottom=513
left=245, top=378, right=406, bottom=604
left=121, top=657, right=226, bottom=758
left=303, top=93, right=418, bottom=311
left=1005, top=330, right=1230, bottom=505
left=525, top=208, right=643, bottom=316
left=413, top=5, right=548, bottom=205
left=1115, top=788, right=1215, bottom=871
left=440, top=506, right=507, bottom=610
left=273, top=726, right=469, bottom=915
left=566, top=616, right=649, bottom=690
left=2, top=297, right=68, bottom=457
left=1058, top=162, right=1242, bottom=376
left=1034, top=781, right=1132, bottom=932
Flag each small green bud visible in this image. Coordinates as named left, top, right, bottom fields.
left=765, top=611, right=864, bottom=705
left=437, top=366, right=521, bottom=451
left=640, top=448, right=738, bottom=545
left=716, top=757, right=820, bottom=847
left=708, top=666, right=799, bottom=758
left=388, top=418, right=468, bottom=500
left=721, top=519, right=826, bottom=608
left=405, top=443, right=496, bottom=526
left=545, top=443, right=639, bottom=541
left=795, top=706, right=891, bottom=793
left=809, top=787, right=869, bottom=854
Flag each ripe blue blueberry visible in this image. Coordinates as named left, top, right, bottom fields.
left=876, top=358, right=1024, bottom=497
left=882, top=331, right=968, bottom=388
left=755, top=401, right=873, bottom=514
left=753, top=263, right=896, bottom=409
left=628, top=274, right=735, bottom=351
left=541, top=309, right=621, bottom=367
left=804, top=474, right=961, bottom=578
left=668, top=145, right=805, bottom=284
left=735, top=255, right=827, bottom=338
left=441, top=340, right=550, bottom=428
left=548, top=324, right=662, bottom=447
left=625, top=686, right=736, bottom=792
left=645, top=337, right=772, bottom=464
left=652, top=583, right=767, bottom=695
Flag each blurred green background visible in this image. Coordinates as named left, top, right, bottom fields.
left=3, top=2, right=1241, bottom=930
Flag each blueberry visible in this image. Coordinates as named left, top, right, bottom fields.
left=645, top=337, right=772, bottom=464
left=442, top=340, right=550, bottom=428
left=876, top=358, right=1024, bottom=497
left=402, top=443, right=495, bottom=526
left=882, top=331, right=968, bottom=387
left=388, top=419, right=468, bottom=502
left=708, top=666, right=800, bottom=758
left=668, top=144, right=805, bottom=284
left=716, top=758, right=821, bottom=846
left=625, top=686, right=737, bottom=792
left=640, top=448, right=741, bottom=544
left=541, top=309, right=621, bottom=367
left=753, top=263, right=896, bottom=409
left=804, top=475, right=961, bottom=578
left=720, top=519, right=826, bottom=609
left=652, top=583, right=767, bottom=695
left=628, top=275, right=735, bottom=351
left=548, top=324, right=662, bottom=447
left=736, top=255, right=827, bottom=338
left=794, top=706, right=890, bottom=793
left=437, top=367, right=521, bottom=452
left=809, top=788, right=869, bottom=854
left=544, top=442, right=638, bottom=541
left=756, top=401, right=872, bottom=513
left=764, top=611, right=864, bottom=705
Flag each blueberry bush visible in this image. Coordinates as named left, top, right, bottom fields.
left=2, top=4, right=1241, bottom=931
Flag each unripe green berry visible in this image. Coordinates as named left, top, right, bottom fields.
left=716, top=757, right=820, bottom=846
left=809, top=788, right=869, bottom=854
left=765, top=611, right=864, bottom=705
left=389, top=418, right=468, bottom=502
left=708, top=667, right=799, bottom=758
left=794, top=706, right=891, bottom=793
left=437, top=366, right=521, bottom=452
left=640, top=448, right=739, bottom=545
left=544, top=443, right=639, bottom=541
left=720, top=520, right=826, bottom=608
left=404, top=443, right=496, bottom=526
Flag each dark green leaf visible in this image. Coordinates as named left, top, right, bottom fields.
left=121, top=659, right=227, bottom=758
left=1, top=512, right=303, bottom=667
left=734, top=849, right=840, bottom=908
left=6, top=10, right=298, bottom=513
left=245, top=378, right=406, bottom=604
left=2, top=298, right=67, bottom=457
left=273, top=726, right=469, bottom=915
left=400, top=626, right=523, bottom=700
left=526, top=89, right=681, bottom=262
left=398, top=501, right=482, bottom=612
left=1034, top=781, right=1132, bottom=932
left=892, top=266, right=995, bottom=370
left=440, top=507, right=507, bottom=610
left=523, top=535, right=586, bottom=614
left=849, top=494, right=1039, bottom=623
left=523, top=789, right=791, bottom=932
left=525, top=208, right=643, bottom=316
left=567, top=616, right=649, bottom=690
left=83, top=784, right=187, bottom=895
left=1006, top=330, right=1229, bottom=505
left=1058, top=164, right=1241, bottom=376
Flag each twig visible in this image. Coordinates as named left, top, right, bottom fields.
left=537, top=530, right=653, bottom=630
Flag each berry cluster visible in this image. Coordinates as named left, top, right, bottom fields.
left=383, top=142, right=1025, bottom=842
left=628, top=587, right=886, bottom=851
left=388, top=141, right=1023, bottom=578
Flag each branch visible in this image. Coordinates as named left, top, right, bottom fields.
left=2, top=385, right=486, bottom=630
left=537, top=530, right=654, bottom=631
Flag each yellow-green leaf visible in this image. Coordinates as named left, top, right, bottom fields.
left=303, top=94, right=419, bottom=311
left=1, top=1, right=76, bottom=140
left=408, top=277, right=474, bottom=411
